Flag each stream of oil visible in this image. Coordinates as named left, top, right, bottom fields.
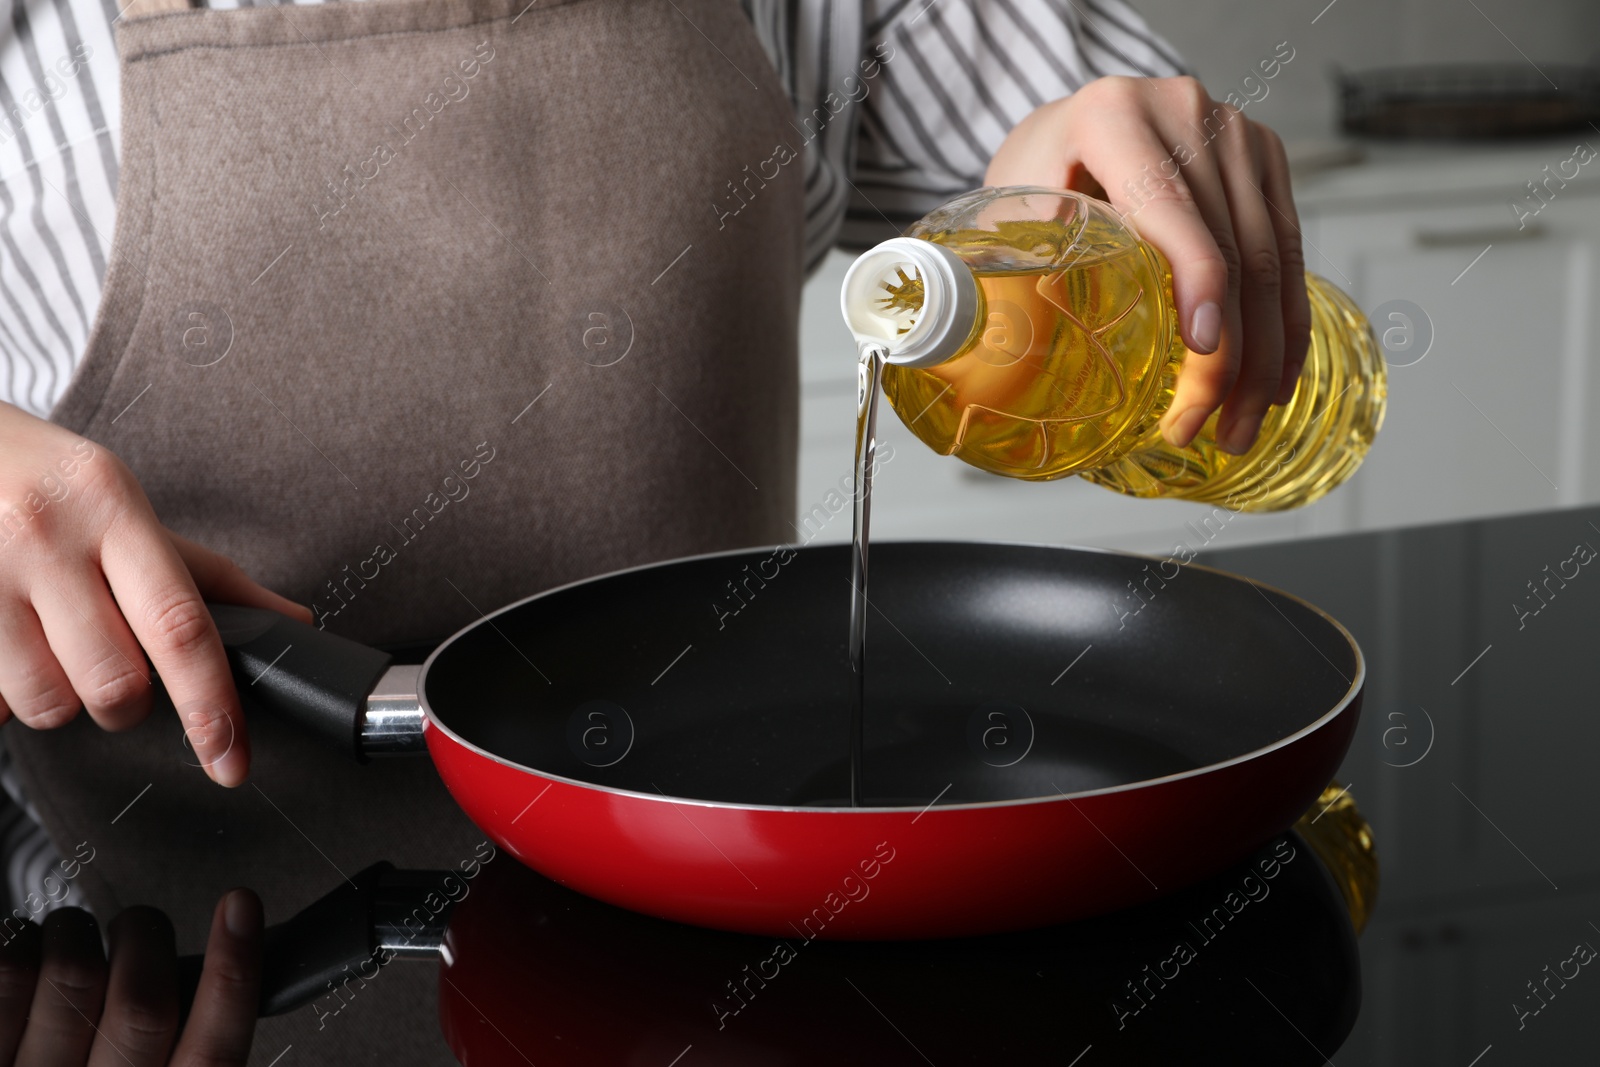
left=848, top=342, right=888, bottom=807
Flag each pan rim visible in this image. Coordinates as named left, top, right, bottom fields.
left=417, top=538, right=1365, bottom=814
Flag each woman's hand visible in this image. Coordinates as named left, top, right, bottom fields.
left=0, top=401, right=311, bottom=785
left=985, top=75, right=1310, bottom=456
left=0, top=890, right=263, bottom=1066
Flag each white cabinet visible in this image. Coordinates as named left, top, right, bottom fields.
left=1298, top=182, right=1600, bottom=531
left=795, top=142, right=1600, bottom=551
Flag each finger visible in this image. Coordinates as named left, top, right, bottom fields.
left=1093, top=134, right=1244, bottom=450
left=991, top=83, right=1235, bottom=368
left=172, top=890, right=261, bottom=1067
left=1213, top=120, right=1284, bottom=455
left=0, top=599, right=81, bottom=730
left=167, top=530, right=313, bottom=626
left=0, top=919, right=41, bottom=1064
left=1076, top=116, right=1233, bottom=366
left=100, top=516, right=248, bottom=787
left=1255, top=124, right=1312, bottom=407
left=16, top=908, right=106, bottom=1067
left=30, top=571, right=154, bottom=732
left=92, top=907, right=179, bottom=1067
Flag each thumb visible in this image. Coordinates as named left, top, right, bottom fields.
left=165, top=530, right=314, bottom=626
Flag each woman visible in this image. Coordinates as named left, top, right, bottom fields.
left=0, top=0, right=1307, bottom=1060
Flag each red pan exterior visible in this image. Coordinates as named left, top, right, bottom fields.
left=423, top=686, right=1360, bottom=940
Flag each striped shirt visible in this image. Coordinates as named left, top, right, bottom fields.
left=0, top=0, right=1185, bottom=416
left=0, top=0, right=1183, bottom=921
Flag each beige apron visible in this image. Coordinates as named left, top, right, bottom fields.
left=11, top=0, right=802, bottom=1059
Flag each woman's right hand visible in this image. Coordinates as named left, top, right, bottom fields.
left=0, top=401, right=311, bottom=786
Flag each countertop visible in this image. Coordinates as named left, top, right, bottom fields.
left=1285, top=135, right=1600, bottom=210
left=1202, top=500, right=1600, bottom=1065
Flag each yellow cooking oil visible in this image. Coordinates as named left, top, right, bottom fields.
left=862, top=189, right=1387, bottom=512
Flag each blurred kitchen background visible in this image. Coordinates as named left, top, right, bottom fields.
left=795, top=0, right=1600, bottom=554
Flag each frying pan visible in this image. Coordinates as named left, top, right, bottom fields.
left=208, top=540, right=1363, bottom=940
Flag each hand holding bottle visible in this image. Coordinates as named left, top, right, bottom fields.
left=984, top=75, right=1309, bottom=455
left=840, top=187, right=1384, bottom=509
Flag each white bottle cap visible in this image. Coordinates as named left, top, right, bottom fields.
left=839, top=237, right=979, bottom=368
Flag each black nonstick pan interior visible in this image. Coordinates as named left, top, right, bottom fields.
left=422, top=542, right=1358, bottom=807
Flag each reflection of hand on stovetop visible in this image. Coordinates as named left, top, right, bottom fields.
left=0, top=889, right=263, bottom=1067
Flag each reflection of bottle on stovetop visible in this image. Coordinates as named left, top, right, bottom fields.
left=840, top=186, right=1388, bottom=511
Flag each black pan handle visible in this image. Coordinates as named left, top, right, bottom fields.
left=176, top=863, right=453, bottom=1019
left=207, top=603, right=394, bottom=762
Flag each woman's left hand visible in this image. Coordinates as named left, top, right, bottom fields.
left=0, top=891, right=262, bottom=1066
left=985, top=75, right=1310, bottom=456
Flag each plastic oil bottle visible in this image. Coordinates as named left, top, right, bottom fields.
left=839, top=186, right=1387, bottom=510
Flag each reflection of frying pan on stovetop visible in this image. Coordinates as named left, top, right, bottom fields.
left=184, top=828, right=1362, bottom=1065
left=208, top=541, right=1363, bottom=939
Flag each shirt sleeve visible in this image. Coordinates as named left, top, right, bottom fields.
left=840, top=0, right=1190, bottom=247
